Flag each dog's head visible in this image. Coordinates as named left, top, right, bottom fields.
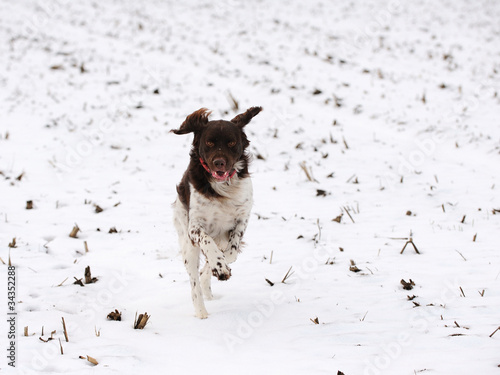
left=172, top=107, right=262, bottom=181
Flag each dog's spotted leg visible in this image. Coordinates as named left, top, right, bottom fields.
left=224, top=219, right=248, bottom=264
left=189, top=226, right=231, bottom=281
left=200, top=261, right=214, bottom=300
left=181, top=242, right=208, bottom=319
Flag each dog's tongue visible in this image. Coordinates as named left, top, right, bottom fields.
left=212, top=171, right=230, bottom=180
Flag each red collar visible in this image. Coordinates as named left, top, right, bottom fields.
left=199, top=158, right=237, bottom=181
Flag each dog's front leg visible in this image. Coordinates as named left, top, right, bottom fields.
left=189, top=225, right=231, bottom=281
left=224, top=219, right=249, bottom=264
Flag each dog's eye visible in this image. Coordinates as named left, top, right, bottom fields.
left=228, top=141, right=236, bottom=148
left=206, top=141, right=215, bottom=147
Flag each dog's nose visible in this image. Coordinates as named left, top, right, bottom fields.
left=214, top=158, right=226, bottom=170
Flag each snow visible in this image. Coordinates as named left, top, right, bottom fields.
left=1, top=0, right=499, bottom=374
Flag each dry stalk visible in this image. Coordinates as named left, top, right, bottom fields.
left=489, top=326, right=500, bottom=338
left=316, top=219, right=322, bottom=243
left=349, top=259, right=361, bottom=273
left=107, top=309, right=122, bottom=321
left=342, top=136, right=349, bottom=149
left=57, top=277, right=68, bottom=287
left=226, top=91, right=239, bottom=112
left=86, top=355, right=98, bottom=365
left=342, top=206, right=355, bottom=223
left=401, top=279, right=415, bottom=290
left=455, top=250, right=467, bottom=261
left=346, top=174, right=356, bottom=183
left=134, top=312, right=150, bottom=329
left=332, top=214, right=342, bottom=223
left=62, top=317, right=69, bottom=342
left=400, top=236, right=420, bottom=254
left=265, top=278, right=274, bottom=286
left=69, top=224, right=80, bottom=238
left=299, top=161, right=318, bottom=182
left=360, top=311, right=368, bottom=321
left=281, top=266, right=294, bottom=283
left=85, top=266, right=98, bottom=284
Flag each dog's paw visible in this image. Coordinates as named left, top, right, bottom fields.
left=194, top=303, right=209, bottom=319
left=196, top=310, right=209, bottom=319
left=193, top=298, right=209, bottom=319
left=212, top=260, right=231, bottom=281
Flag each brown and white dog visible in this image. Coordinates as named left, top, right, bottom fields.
left=171, top=107, right=262, bottom=318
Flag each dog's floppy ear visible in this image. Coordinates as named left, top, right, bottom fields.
left=231, top=106, right=262, bottom=128
left=171, top=108, right=211, bottom=135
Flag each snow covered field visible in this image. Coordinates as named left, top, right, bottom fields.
left=1, top=0, right=499, bottom=374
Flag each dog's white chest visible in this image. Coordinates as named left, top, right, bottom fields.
left=189, top=178, right=253, bottom=238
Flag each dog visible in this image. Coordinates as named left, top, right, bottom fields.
left=171, top=106, right=262, bottom=318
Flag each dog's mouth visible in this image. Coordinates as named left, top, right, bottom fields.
left=200, top=158, right=237, bottom=181
left=212, top=170, right=235, bottom=181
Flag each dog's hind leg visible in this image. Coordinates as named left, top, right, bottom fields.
left=200, top=261, right=214, bottom=300
left=182, top=242, right=208, bottom=319
left=174, top=199, right=208, bottom=318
